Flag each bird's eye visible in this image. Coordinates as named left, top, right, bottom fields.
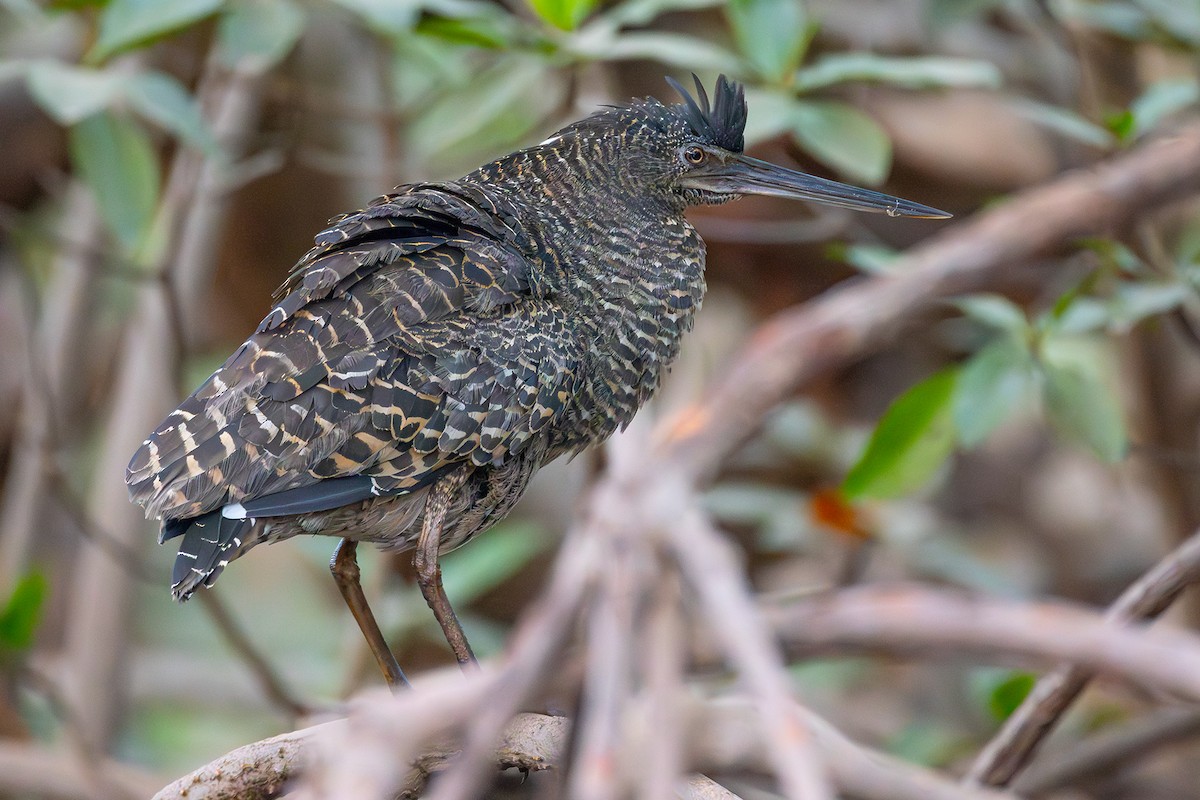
left=683, top=146, right=706, bottom=165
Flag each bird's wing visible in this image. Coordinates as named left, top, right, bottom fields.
left=126, top=185, right=577, bottom=521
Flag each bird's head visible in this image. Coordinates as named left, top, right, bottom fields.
left=557, top=74, right=949, bottom=219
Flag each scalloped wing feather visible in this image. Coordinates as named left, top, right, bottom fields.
left=126, top=182, right=576, bottom=521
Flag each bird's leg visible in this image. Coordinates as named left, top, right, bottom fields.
left=414, top=472, right=477, bottom=670
left=329, top=538, right=411, bottom=691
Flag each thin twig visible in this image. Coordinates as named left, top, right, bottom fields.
left=195, top=591, right=313, bottom=720
left=1014, top=708, right=1200, bottom=795
left=966, top=527, right=1200, bottom=786
left=688, top=699, right=1018, bottom=800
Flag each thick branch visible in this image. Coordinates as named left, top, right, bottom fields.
left=157, top=701, right=1010, bottom=800
left=768, top=584, right=1200, bottom=701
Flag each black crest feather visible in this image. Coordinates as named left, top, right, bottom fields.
left=665, top=73, right=747, bottom=153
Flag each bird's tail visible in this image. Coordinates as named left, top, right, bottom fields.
left=162, top=510, right=253, bottom=601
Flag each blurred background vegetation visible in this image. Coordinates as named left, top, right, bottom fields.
left=3, top=0, right=1200, bottom=797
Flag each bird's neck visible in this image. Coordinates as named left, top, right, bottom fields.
left=469, top=144, right=692, bottom=281
left=465, top=144, right=707, bottom=447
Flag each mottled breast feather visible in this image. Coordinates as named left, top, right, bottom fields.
left=126, top=183, right=579, bottom=521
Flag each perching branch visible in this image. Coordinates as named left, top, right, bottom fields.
left=157, top=700, right=1015, bottom=800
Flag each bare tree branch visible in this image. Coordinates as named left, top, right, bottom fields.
left=195, top=591, right=313, bottom=720
left=688, top=701, right=1016, bottom=800
left=767, top=583, right=1200, bottom=701
left=967, top=526, right=1200, bottom=786
left=0, top=182, right=102, bottom=587
left=680, top=775, right=743, bottom=799
left=155, top=709, right=563, bottom=800
left=1014, top=708, right=1200, bottom=795
left=637, top=570, right=687, bottom=800
left=157, top=701, right=1013, bottom=800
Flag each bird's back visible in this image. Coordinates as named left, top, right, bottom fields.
left=127, top=180, right=590, bottom=591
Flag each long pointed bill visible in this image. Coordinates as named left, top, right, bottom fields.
left=683, top=153, right=951, bottom=219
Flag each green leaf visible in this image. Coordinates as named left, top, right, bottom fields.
left=741, top=87, right=798, bottom=145
left=886, top=721, right=963, bottom=767
left=217, top=0, right=306, bottom=69
left=926, top=0, right=1007, bottom=25
left=92, top=0, right=224, bottom=62
left=953, top=294, right=1029, bottom=337
left=69, top=112, right=161, bottom=254
left=332, top=0, right=421, bottom=35
left=593, top=0, right=725, bottom=31
left=795, top=54, right=1002, bottom=92
left=1041, top=359, right=1127, bottom=462
left=574, top=31, right=740, bottom=72
left=987, top=671, right=1036, bottom=721
left=1, top=0, right=42, bottom=21
left=969, top=667, right=1038, bottom=722
left=1076, top=236, right=1146, bottom=275
left=410, top=57, right=552, bottom=165
left=527, top=0, right=597, bottom=30
left=1007, top=97, right=1115, bottom=148
left=843, top=368, right=960, bottom=500
left=725, top=0, right=810, bottom=83
left=417, top=13, right=515, bottom=49
left=1136, top=0, right=1200, bottom=46
left=1109, top=282, right=1189, bottom=331
left=0, top=60, right=31, bottom=85
left=791, top=99, right=891, bottom=185
left=1053, top=0, right=1152, bottom=40
left=0, top=572, right=47, bottom=652
left=1052, top=297, right=1110, bottom=335
left=1129, top=77, right=1200, bottom=138
left=26, top=61, right=124, bottom=125
left=953, top=337, right=1033, bottom=447
left=125, top=71, right=220, bottom=155
left=1105, top=108, right=1136, bottom=142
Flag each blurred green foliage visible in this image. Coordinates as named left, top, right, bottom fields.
left=843, top=208, right=1200, bottom=502
left=843, top=368, right=959, bottom=500
left=2, top=0, right=1007, bottom=250
left=0, top=572, right=47, bottom=655
left=5, top=0, right=1200, bottom=784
